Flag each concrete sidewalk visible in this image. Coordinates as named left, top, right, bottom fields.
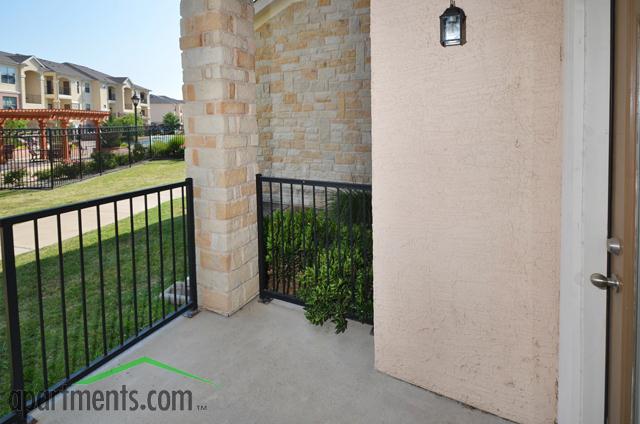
left=4, top=187, right=183, bottom=256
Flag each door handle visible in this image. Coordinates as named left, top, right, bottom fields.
left=590, top=273, right=622, bottom=292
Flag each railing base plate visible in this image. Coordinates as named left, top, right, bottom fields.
left=183, top=309, right=200, bottom=319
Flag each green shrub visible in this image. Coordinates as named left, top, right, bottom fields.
left=297, top=245, right=372, bottom=333
left=3, top=169, right=28, bottom=185
left=91, top=151, right=118, bottom=171
left=328, top=190, right=372, bottom=225
left=115, top=153, right=130, bottom=166
left=149, top=135, right=184, bottom=160
left=166, top=135, right=185, bottom=159
left=264, top=207, right=373, bottom=333
left=34, top=169, right=51, bottom=181
left=132, top=142, right=147, bottom=162
left=149, top=140, right=168, bottom=158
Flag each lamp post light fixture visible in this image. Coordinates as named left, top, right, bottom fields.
left=440, top=1, right=466, bottom=47
left=131, top=92, right=140, bottom=166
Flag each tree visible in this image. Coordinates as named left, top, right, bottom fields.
left=102, top=113, right=138, bottom=128
left=4, top=119, right=30, bottom=129
left=162, top=112, right=181, bottom=132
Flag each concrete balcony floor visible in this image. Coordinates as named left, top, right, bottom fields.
left=32, top=300, right=510, bottom=424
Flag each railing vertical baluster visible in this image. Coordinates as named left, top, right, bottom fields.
left=144, top=195, right=152, bottom=326
left=301, top=183, right=306, bottom=270
left=33, top=220, right=49, bottom=388
left=268, top=181, right=276, bottom=294
left=1, top=223, right=27, bottom=421
left=96, top=205, right=108, bottom=355
left=256, top=175, right=267, bottom=300
left=77, top=211, right=90, bottom=366
left=185, top=178, right=198, bottom=310
left=289, top=183, right=294, bottom=295
left=324, top=187, right=329, bottom=289
left=129, top=198, right=139, bottom=334
left=278, top=182, right=285, bottom=294
left=181, top=187, right=188, bottom=306
left=312, top=185, right=318, bottom=286
left=157, top=192, right=166, bottom=318
left=170, top=189, right=177, bottom=311
left=56, top=214, right=70, bottom=379
left=336, top=188, right=341, bottom=281
left=114, top=202, right=124, bottom=344
left=349, top=190, right=355, bottom=314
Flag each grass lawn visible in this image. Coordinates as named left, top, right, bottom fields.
left=0, top=160, right=185, bottom=218
left=0, top=199, right=190, bottom=417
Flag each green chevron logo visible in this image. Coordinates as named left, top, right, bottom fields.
left=77, top=356, right=216, bottom=386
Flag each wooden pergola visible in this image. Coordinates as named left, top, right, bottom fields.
left=0, top=109, right=110, bottom=164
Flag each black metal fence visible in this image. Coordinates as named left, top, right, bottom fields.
left=0, top=125, right=184, bottom=190
left=0, top=179, right=198, bottom=423
left=256, top=174, right=373, bottom=328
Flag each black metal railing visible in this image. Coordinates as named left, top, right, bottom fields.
left=256, top=174, right=373, bottom=324
left=0, top=179, right=198, bottom=423
left=0, top=125, right=184, bottom=190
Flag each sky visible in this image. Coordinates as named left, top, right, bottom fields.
left=2, top=0, right=182, bottom=99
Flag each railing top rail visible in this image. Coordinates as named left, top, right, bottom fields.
left=258, top=175, right=371, bottom=191
left=0, top=179, right=190, bottom=227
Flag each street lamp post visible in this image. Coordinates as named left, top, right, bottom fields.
left=131, top=92, right=140, bottom=166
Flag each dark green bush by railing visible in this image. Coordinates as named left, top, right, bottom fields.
left=263, top=190, right=373, bottom=333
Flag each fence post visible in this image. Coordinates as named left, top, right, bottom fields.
left=256, top=174, right=269, bottom=302
left=96, top=128, right=103, bottom=175
left=47, top=128, right=54, bottom=189
left=185, top=178, right=199, bottom=312
left=79, top=129, right=83, bottom=180
left=1, top=224, right=27, bottom=423
left=128, top=128, right=132, bottom=168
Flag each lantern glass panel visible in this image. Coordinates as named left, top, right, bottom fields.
left=444, top=15, right=460, bottom=42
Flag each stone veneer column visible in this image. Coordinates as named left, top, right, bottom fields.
left=180, top=0, right=259, bottom=315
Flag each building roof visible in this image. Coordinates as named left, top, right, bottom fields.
left=65, top=62, right=119, bottom=84
left=0, top=51, right=18, bottom=65
left=110, top=76, right=129, bottom=84
left=150, top=94, right=183, bottom=104
left=38, top=59, right=89, bottom=79
left=0, top=51, right=151, bottom=91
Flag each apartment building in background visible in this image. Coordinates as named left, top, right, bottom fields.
left=0, top=51, right=150, bottom=123
left=149, top=94, right=183, bottom=125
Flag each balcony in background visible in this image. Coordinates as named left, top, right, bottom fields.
left=25, top=95, right=41, bottom=104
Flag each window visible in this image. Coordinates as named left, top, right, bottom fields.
left=2, top=96, right=17, bottom=109
left=85, top=103, right=91, bottom=110
left=84, top=82, right=90, bottom=93
left=0, top=66, right=16, bottom=84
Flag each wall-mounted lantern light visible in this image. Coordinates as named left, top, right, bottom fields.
left=440, top=1, right=466, bottom=47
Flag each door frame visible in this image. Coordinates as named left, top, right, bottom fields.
left=558, top=0, right=611, bottom=422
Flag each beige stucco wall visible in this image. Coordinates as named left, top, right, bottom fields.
left=371, top=1, right=562, bottom=423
